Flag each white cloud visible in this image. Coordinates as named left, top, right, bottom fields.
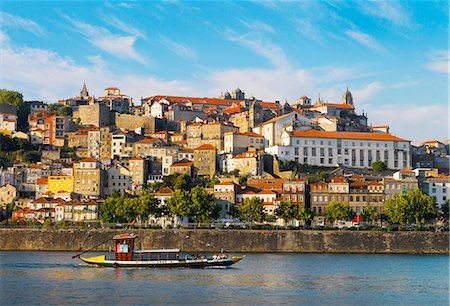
left=103, top=15, right=147, bottom=40
left=0, top=42, right=196, bottom=103
left=0, top=30, right=9, bottom=43
left=0, top=12, right=47, bottom=38
left=357, top=2, right=413, bottom=28
left=294, top=18, right=324, bottom=44
left=62, top=15, right=146, bottom=64
left=117, top=2, right=138, bottom=9
left=425, top=50, right=449, bottom=75
left=240, top=19, right=275, bottom=34
left=223, top=28, right=289, bottom=69
left=346, top=30, right=387, bottom=54
left=352, top=81, right=384, bottom=102
left=366, top=103, right=447, bottom=144
left=159, top=35, right=197, bottom=59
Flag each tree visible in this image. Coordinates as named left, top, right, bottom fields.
left=440, top=201, right=449, bottom=221
left=238, top=175, right=248, bottom=186
left=326, top=202, right=354, bottom=222
left=190, top=186, right=220, bottom=222
left=372, top=160, right=387, bottom=172
left=319, top=171, right=330, bottom=180
left=275, top=200, right=297, bottom=224
left=384, top=189, right=438, bottom=224
left=48, top=104, right=73, bottom=117
left=296, top=205, right=314, bottom=225
left=167, top=186, right=219, bottom=223
left=100, top=192, right=124, bottom=223
left=238, top=197, right=266, bottom=222
left=363, top=206, right=380, bottom=223
left=0, top=90, right=29, bottom=131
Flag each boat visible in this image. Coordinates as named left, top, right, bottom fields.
left=78, top=233, right=245, bottom=268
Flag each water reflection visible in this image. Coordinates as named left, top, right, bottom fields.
left=0, top=252, right=448, bottom=305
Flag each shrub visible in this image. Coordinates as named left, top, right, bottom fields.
left=42, top=219, right=53, bottom=229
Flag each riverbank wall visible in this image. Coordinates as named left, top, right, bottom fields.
left=0, top=229, right=448, bottom=254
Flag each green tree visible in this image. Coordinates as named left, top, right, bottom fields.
left=319, top=171, right=330, bottom=180
left=384, top=189, right=438, bottom=224
left=238, top=197, right=266, bottom=222
left=190, top=186, right=220, bottom=222
left=372, top=160, right=387, bottom=172
left=326, top=202, right=355, bottom=222
left=168, top=189, right=193, bottom=220
left=440, top=201, right=449, bottom=221
left=100, top=192, right=124, bottom=223
left=296, top=205, right=314, bottom=225
left=238, top=175, right=248, bottom=186
left=363, top=206, right=380, bottom=223
left=0, top=90, right=29, bottom=131
left=48, top=104, right=73, bottom=117
left=275, top=200, right=297, bottom=224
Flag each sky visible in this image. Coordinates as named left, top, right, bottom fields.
left=0, top=1, right=448, bottom=144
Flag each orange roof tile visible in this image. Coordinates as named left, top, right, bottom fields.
left=291, top=130, right=409, bottom=142
left=194, top=144, right=216, bottom=150
left=36, top=178, right=48, bottom=185
left=215, top=181, right=237, bottom=186
left=331, top=176, right=347, bottom=183
left=170, top=160, right=193, bottom=167
left=136, top=138, right=161, bottom=144
left=155, top=187, right=174, bottom=195
left=399, top=169, right=414, bottom=173
left=79, top=158, right=97, bottom=162
left=259, top=101, right=282, bottom=109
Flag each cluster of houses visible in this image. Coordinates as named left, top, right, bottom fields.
left=0, top=85, right=448, bottom=225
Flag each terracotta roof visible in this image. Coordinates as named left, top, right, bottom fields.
left=214, top=181, right=236, bottom=186
left=258, top=101, right=282, bottom=109
left=422, top=140, right=443, bottom=145
left=349, top=175, right=364, bottom=179
left=369, top=182, right=383, bottom=186
left=194, top=144, right=216, bottom=150
left=399, top=169, right=414, bottom=173
left=105, top=87, right=119, bottom=90
left=291, top=130, right=409, bottom=142
left=155, top=187, right=174, bottom=195
left=188, top=122, right=203, bottom=126
left=331, top=176, right=347, bottom=183
left=79, top=158, right=97, bottom=162
left=223, top=106, right=243, bottom=115
left=298, top=95, right=309, bottom=99
left=233, top=131, right=264, bottom=138
left=233, top=151, right=257, bottom=159
left=29, top=164, right=42, bottom=169
left=136, top=138, right=161, bottom=144
left=36, top=178, right=48, bottom=185
left=320, top=103, right=354, bottom=109
left=372, top=125, right=389, bottom=128
left=143, top=95, right=241, bottom=107
left=350, top=181, right=368, bottom=187
left=170, top=160, right=193, bottom=167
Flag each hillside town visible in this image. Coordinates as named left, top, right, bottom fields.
left=0, top=86, right=448, bottom=228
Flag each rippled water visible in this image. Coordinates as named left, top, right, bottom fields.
left=0, top=251, right=448, bottom=305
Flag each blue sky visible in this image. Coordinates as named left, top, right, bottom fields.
left=0, top=1, right=448, bottom=143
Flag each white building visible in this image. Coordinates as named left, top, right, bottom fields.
left=252, top=110, right=312, bottom=147
left=88, top=129, right=101, bottom=159
left=266, top=129, right=410, bottom=170
left=150, top=101, right=168, bottom=119
left=421, top=176, right=450, bottom=207
left=0, top=112, right=17, bottom=132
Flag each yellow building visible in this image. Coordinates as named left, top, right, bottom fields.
left=48, top=175, right=74, bottom=194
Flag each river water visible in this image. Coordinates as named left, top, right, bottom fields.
left=0, top=251, right=448, bottom=305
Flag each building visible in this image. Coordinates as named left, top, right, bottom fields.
left=223, top=131, right=265, bottom=154
left=35, top=177, right=48, bottom=199
left=328, top=176, right=349, bottom=203
left=43, top=115, right=71, bottom=147
left=169, top=160, right=194, bottom=177
left=214, top=181, right=238, bottom=218
left=309, top=181, right=329, bottom=225
left=128, top=157, right=147, bottom=190
left=280, top=179, right=308, bottom=205
left=48, top=175, right=74, bottom=195
left=194, top=144, right=216, bottom=178
left=76, top=102, right=111, bottom=127
left=107, top=163, right=132, bottom=195
left=55, top=198, right=100, bottom=222
left=252, top=110, right=312, bottom=147
left=0, top=111, right=17, bottom=132
left=421, top=175, right=450, bottom=207
left=0, top=184, right=17, bottom=208
left=226, top=148, right=262, bottom=177
left=272, top=130, right=411, bottom=169
left=98, top=87, right=132, bottom=113
left=73, top=158, right=103, bottom=199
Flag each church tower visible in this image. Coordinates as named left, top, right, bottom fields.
left=342, top=87, right=354, bottom=107
left=232, top=87, right=245, bottom=100
left=80, top=83, right=89, bottom=99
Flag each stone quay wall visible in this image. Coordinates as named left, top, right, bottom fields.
left=0, top=229, right=448, bottom=254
